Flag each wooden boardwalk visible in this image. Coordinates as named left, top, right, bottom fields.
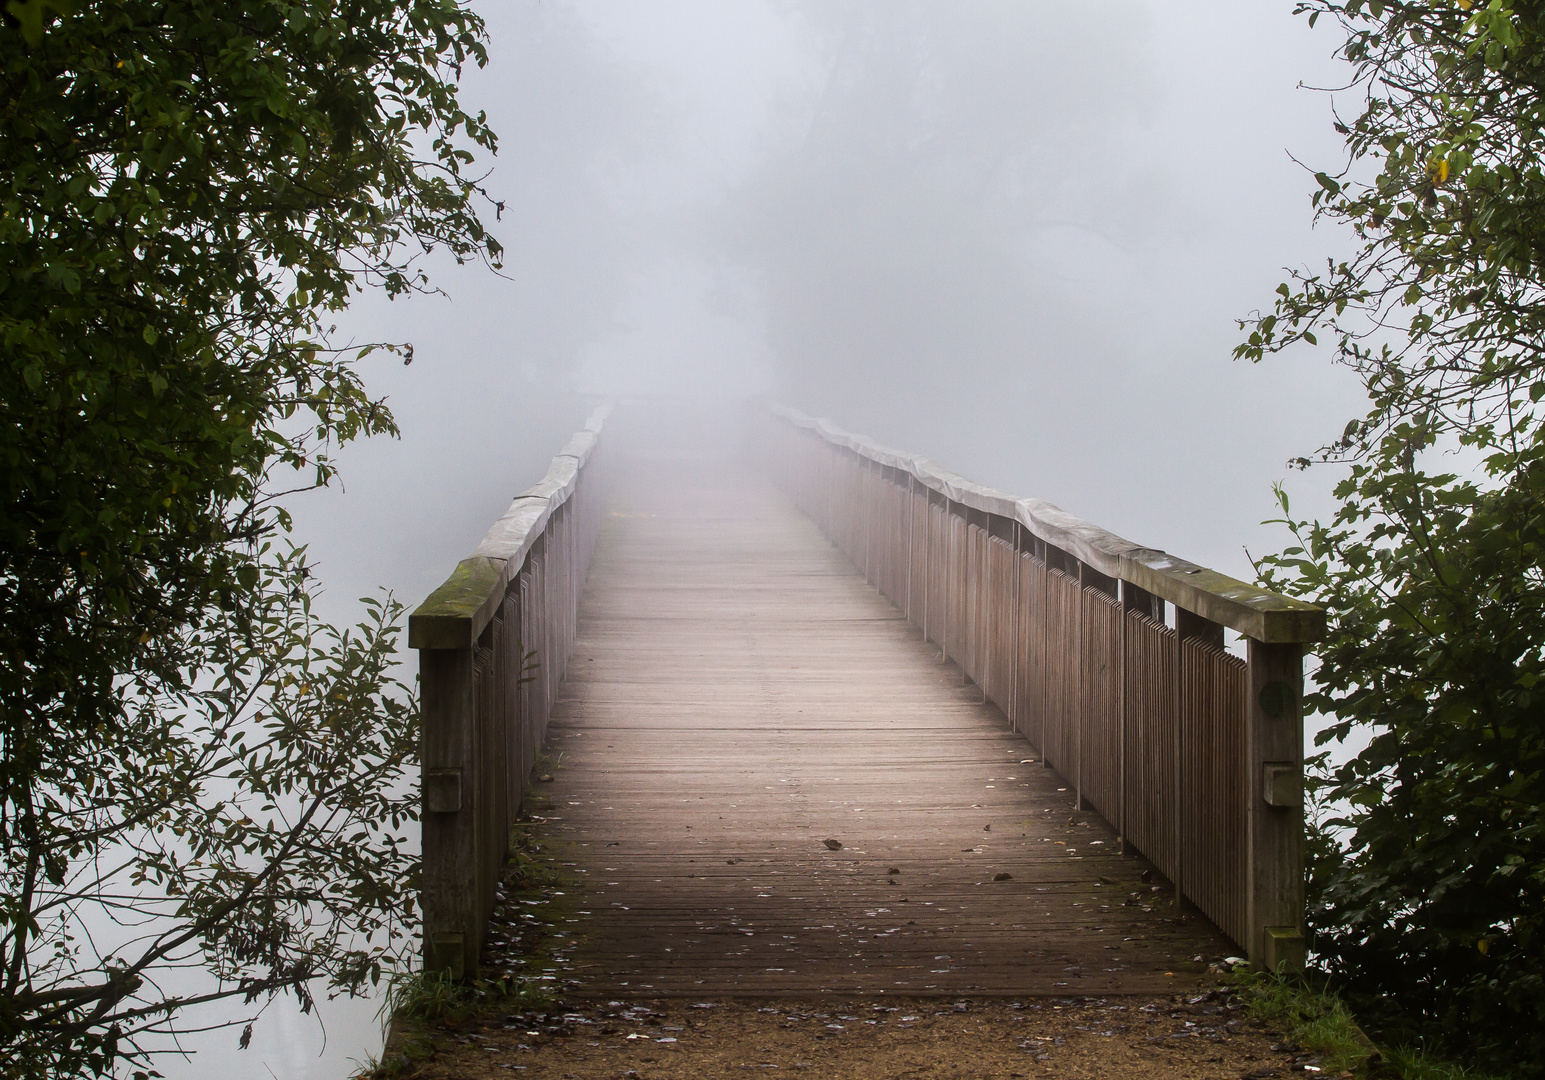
left=521, top=452, right=1233, bottom=997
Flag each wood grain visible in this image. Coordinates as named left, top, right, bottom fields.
left=520, top=453, right=1235, bottom=997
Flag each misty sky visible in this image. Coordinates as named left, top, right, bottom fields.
left=298, top=0, right=1367, bottom=632
left=233, top=3, right=1369, bottom=1076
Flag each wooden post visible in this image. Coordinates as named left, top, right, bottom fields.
left=924, top=492, right=933, bottom=645
left=1173, top=608, right=1224, bottom=914
left=942, top=505, right=952, bottom=666
left=1011, top=521, right=1022, bottom=733
left=1075, top=563, right=1086, bottom=811
left=1117, top=582, right=1129, bottom=852
left=420, top=646, right=480, bottom=980
left=861, top=454, right=872, bottom=584
left=1177, top=608, right=1225, bottom=650
left=1039, top=537, right=1050, bottom=769
left=956, top=510, right=964, bottom=680
left=982, top=519, right=992, bottom=705
left=825, top=442, right=834, bottom=537
left=1123, top=582, right=1165, bottom=623
left=1246, top=640, right=1307, bottom=972
left=905, top=475, right=915, bottom=624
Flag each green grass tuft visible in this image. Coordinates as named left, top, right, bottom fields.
left=1381, top=1045, right=1514, bottom=1080
left=383, top=968, right=555, bottom=1026
left=1230, top=967, right=1371, bottom=1074
left=355, top=970, right=557, bottom=1077
left=1227, top=967, right=1518, bottom=1080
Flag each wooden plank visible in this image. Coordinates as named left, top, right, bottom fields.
left=488, top=454, right=1237, bottom=997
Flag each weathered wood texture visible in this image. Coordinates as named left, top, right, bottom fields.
left=768, top=405, right=1325, bottom=644
left=533, top=454, right=1235, bottom=997
left=409, top=404, right=611, bottom=978
left=758, top=410, right=1313, bottom=967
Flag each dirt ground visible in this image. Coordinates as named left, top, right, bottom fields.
left=383, top=990, right=1346, bottom=1079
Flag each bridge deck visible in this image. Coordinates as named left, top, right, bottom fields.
left=517, top=454, right=1231, bottom=996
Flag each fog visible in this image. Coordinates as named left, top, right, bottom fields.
left=169, top=3, right=1370, bottom=1076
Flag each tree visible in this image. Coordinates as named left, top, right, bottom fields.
left=0, top=1, right=500, bottom=1074
left=1239, top=1, right=1545, bottom=1072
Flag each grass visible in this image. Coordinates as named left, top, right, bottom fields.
left=1381, top=1046, right=1513, bottom=1080
left=1229, top=966, right=1372, bottom=1075
left=384, top=968, right=555, bottom=1025
left=1228, top=968, right=1514, bottom=1080
left=353, top=970, right=559, bottom=1077
left=355, top=800, right=580, bottom=1078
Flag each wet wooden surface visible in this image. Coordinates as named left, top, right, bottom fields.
left=511, top=453, right=1233, bottom=997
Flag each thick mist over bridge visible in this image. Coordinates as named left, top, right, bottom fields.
left=211, top=4, right=1368, bottom=1076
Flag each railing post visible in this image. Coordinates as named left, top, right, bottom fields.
left=905, top=474, right=915, bottom=624
left=924, top=492, right=934, bottom=646
left=1010, top=521, right=1022, bottom=732
left=1177, top=608, right=1225, bottom=650
left=942, top=503, right=952, bottom=665
left=981, top=519, right=993, bottom=705
left=861, top=454, right=872, bottom=584
left=1246, top=639, right=1307, bottom=971
left=420, top=645, right=479, bottom=980
left=1173, top=608, right=1224, bottom=916
left=1116, top=581, right=1128, bottom=852
left=1075, top=564, right=1087, bottom=810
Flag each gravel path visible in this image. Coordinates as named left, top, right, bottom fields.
left=385, top=991, right=1348, bottom=1079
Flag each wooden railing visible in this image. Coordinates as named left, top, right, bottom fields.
left=408, top=403, right=611, bottom=979
left=757, top=405, right=1325, bottom=971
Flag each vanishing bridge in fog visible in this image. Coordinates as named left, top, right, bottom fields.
left=408, top=404, right=1321, bottom=996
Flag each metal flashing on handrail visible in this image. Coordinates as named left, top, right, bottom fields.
left=409, top=401, right=612, bottom=651
left=771, top=404, right=1324, bottom=643
left=583, top=401, right=613, bottom=434
left=558, top=429, right=599, bottom=467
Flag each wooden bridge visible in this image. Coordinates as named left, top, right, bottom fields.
left=408, top=403, right=1322, bottom=996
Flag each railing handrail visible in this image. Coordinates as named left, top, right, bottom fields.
left=771, top=404, right=1323, bottom=644
left=410, top=402, right=612, bottom=650
left=410, top=400, right=611, bottom=980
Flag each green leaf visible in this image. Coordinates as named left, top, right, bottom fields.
left=3, top=0, right=72, bottom=47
